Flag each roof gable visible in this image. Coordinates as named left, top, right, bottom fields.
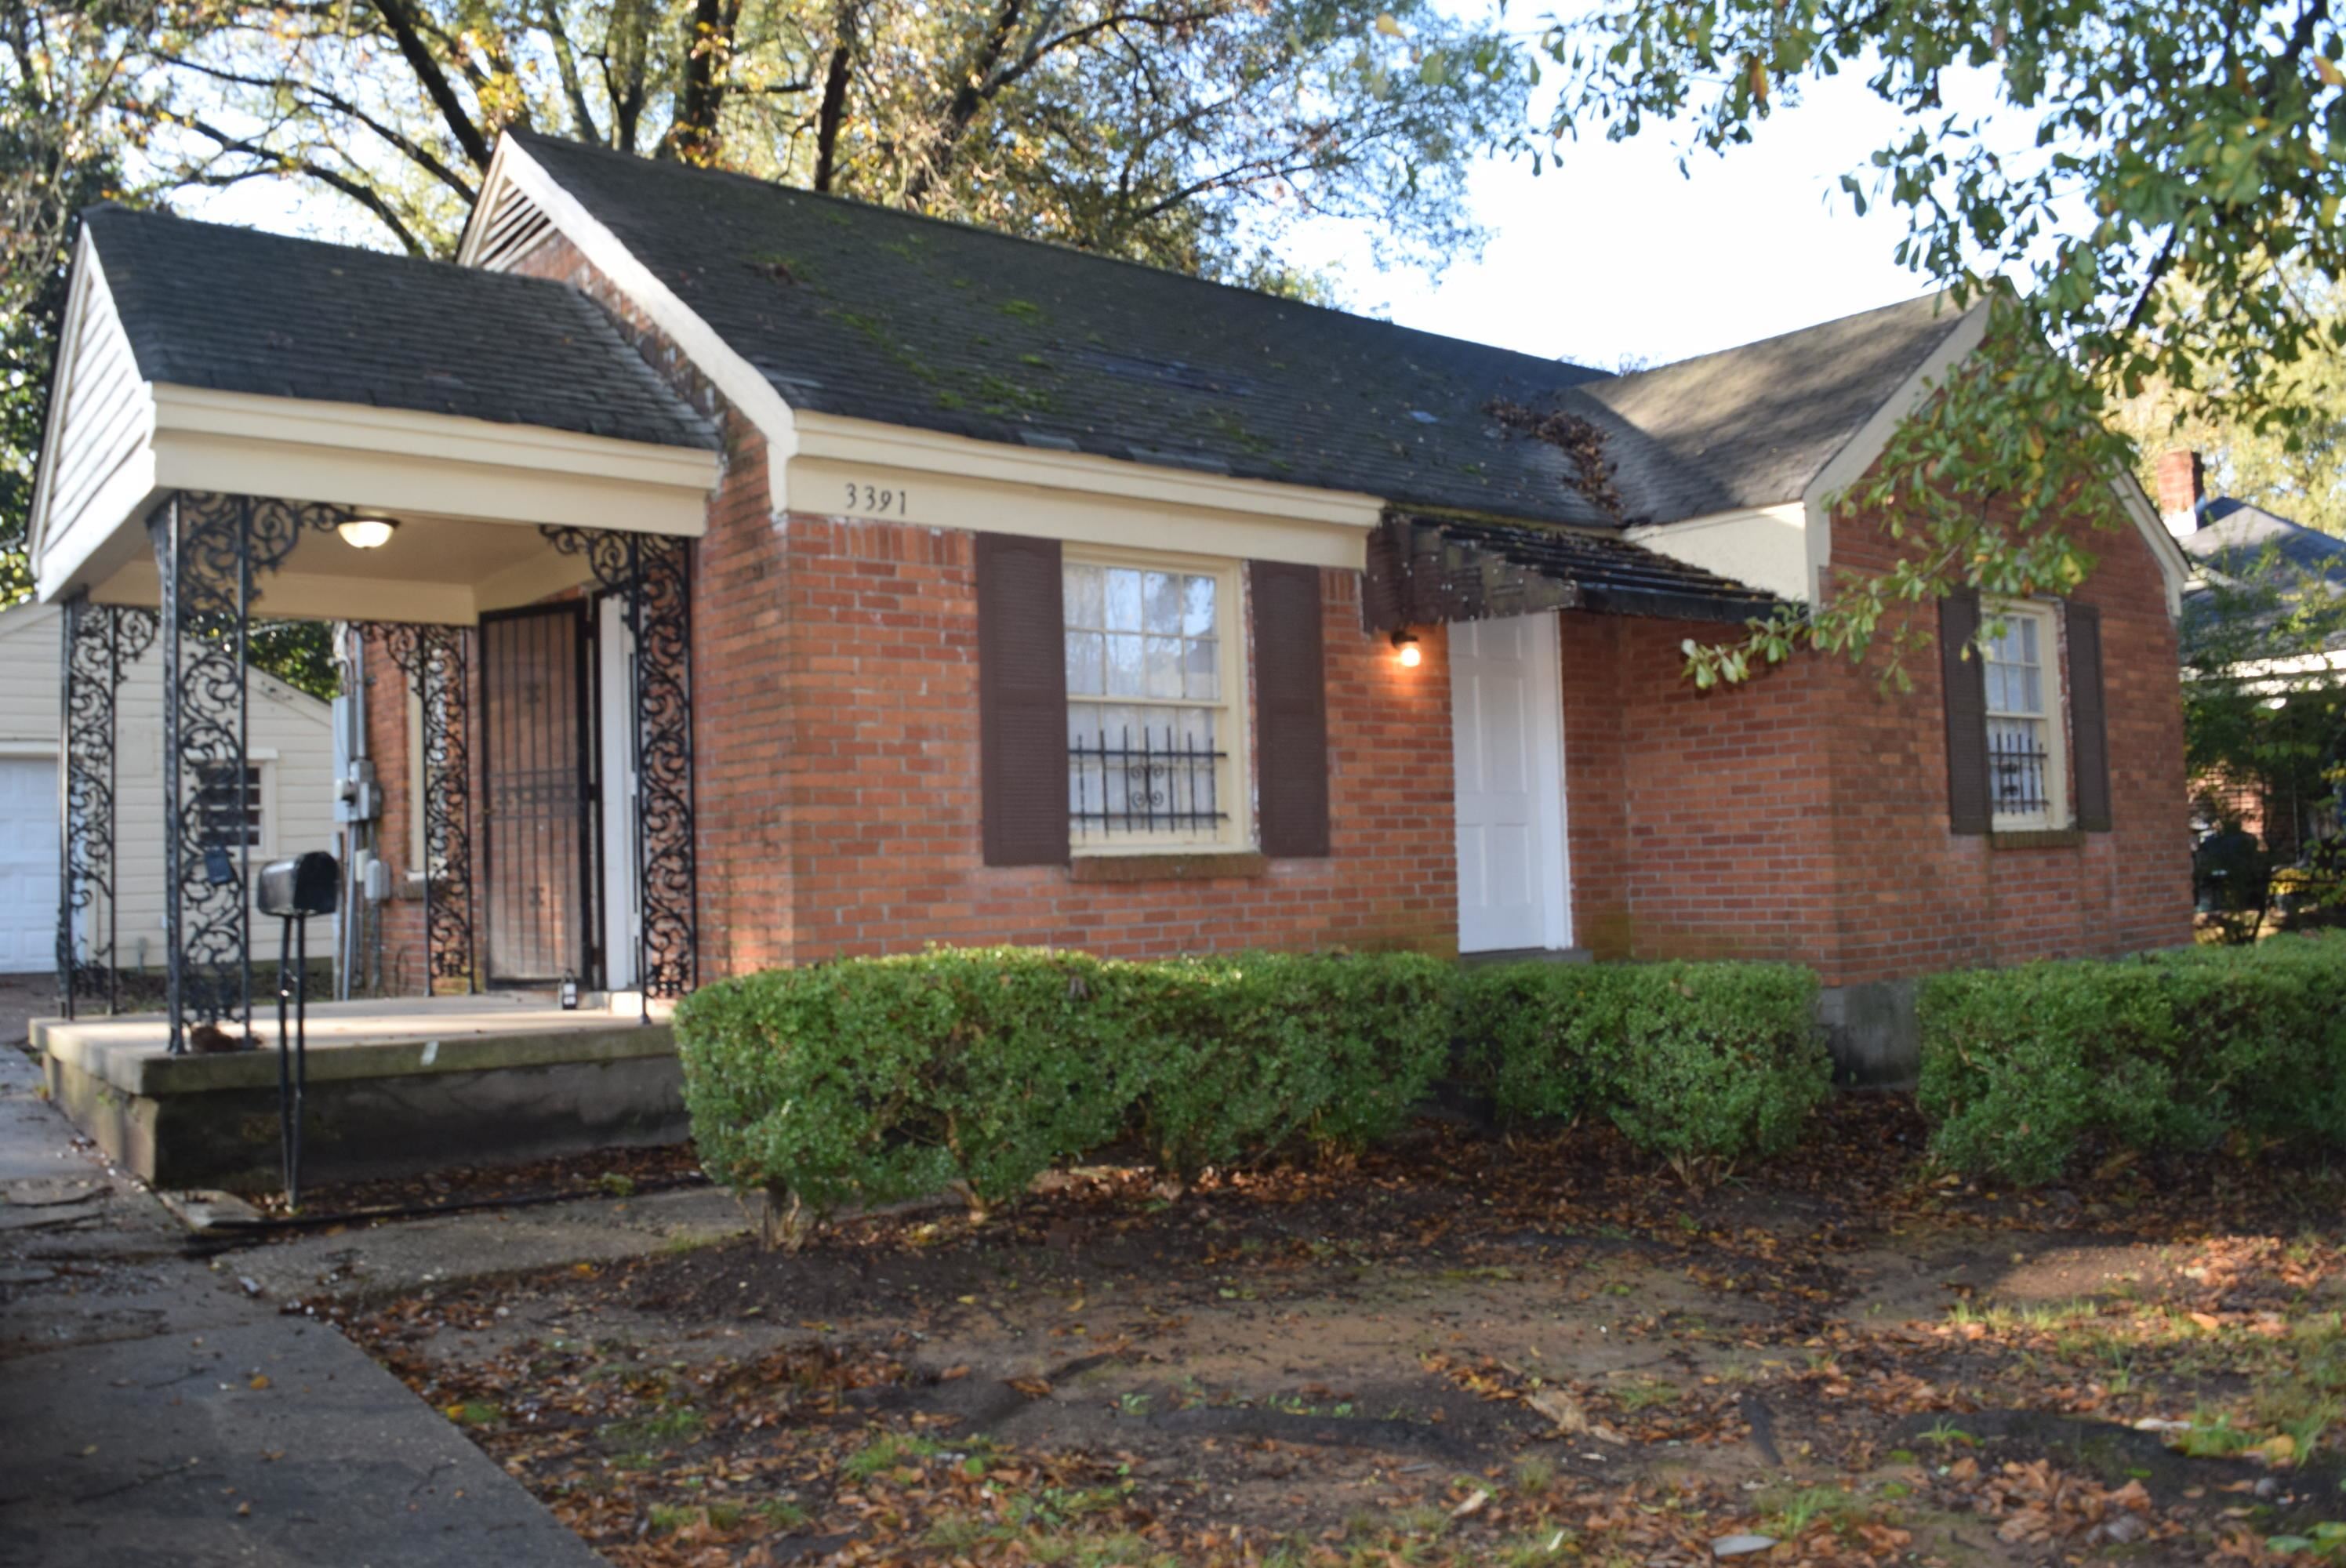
left=1579, top=293, right=1974, bottom=514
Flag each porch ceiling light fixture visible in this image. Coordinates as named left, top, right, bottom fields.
left=336, top=515, right=400, bottom=550
left=1389, top=630, right=1422, bottom=669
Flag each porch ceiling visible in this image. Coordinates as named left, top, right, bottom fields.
left=85, top=505, right=630, bottom=624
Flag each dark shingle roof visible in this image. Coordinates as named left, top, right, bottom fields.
left=1397, top=512, right=1783, bottom=623
left=2185, top=498, right=2346, bottom=579
left=512, top=131, right=1767, bottom=529
left=83, top=205, right=717, bottom=451
left=1579, top=293, right=1974, bottom=519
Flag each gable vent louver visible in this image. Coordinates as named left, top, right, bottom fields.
left=472, top=183, right=554, bottom=273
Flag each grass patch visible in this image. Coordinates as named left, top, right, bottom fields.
left=841, top=1431, right=941, bottom=1481
left=1614, top=1377, right=1680, bottom=1411
left=1764, top=1484, right=1862, bottom=1538
left=597, top=1405, right=707, bottom=1446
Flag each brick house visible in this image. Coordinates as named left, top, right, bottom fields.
left=30, top=131, right=2194, bottom=1080
left=2155, top=449, right=2346, bottom=861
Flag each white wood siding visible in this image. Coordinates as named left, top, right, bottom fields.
left=32, top=253, right=153, bottom=563
left=0, top=604, right=336, bottom=971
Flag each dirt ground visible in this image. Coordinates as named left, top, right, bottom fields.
left=321, top=1100, right=2346, bottom=1567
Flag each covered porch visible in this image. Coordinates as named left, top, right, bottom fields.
left=27, top=206, right=722, bottom=1189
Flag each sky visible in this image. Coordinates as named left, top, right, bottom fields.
left=1280, top=69, right=1957, bottom=369
left=180, top=60, right=1969, bottom=376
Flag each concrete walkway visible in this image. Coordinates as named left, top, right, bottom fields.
left=0, top=979, right=608, bottom=1568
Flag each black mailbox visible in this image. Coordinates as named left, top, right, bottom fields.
left=257, top=851, right=339, bottom=917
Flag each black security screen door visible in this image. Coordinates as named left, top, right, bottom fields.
left=479, top=603, right=595, bottom=987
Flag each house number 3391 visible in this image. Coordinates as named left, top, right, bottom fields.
left=844, top=482, right=910, bottom=517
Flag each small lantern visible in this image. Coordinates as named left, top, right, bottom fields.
left=1389, top=630, right=1422, bottom=669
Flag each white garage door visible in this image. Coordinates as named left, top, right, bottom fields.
left=0, top=757, right=58, bottom=974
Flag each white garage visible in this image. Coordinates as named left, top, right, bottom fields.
left=0, top=602, right=336, bottom=979
left=0, top=754, right=60, bottom=973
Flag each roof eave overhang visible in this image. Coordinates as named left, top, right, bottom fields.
left=1364, top=510, right=1781, bottom=634
left=34, top=383, right=721, bottom=606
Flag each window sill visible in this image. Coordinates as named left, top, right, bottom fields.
left=1070, top=851, right=1270, bottom=884
left=1990, top=828, right=2087, bottom=851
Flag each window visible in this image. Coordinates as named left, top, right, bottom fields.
left=1981, top=601, right=2068, bottom=829
left=197, top=762, right=264, bottom=849
left=1062, top=554, right=1243, bottom=848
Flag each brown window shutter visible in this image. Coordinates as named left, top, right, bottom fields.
left=1939, top=589, right=1991, bottom=836
left=1250, top=561, right=1331, bottom=858
left=975, top=532, right=1069, bottom=866
left=2067, top=601, right=2113, bottom=832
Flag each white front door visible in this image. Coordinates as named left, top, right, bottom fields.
left=0, top=757, right=60, bottom=974
left=1449, top=614, right=1571, bottom=953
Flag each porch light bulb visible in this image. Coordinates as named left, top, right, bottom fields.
left=1391, top=630, right=1422, bottom=669
left=337, top=516, right=398, bottom=550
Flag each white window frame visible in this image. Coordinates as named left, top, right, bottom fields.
left=1981, top=598, right=2069, bottom=831
left=1061, top=546, right=1252, bottom=855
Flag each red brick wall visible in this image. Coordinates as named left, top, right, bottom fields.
left=724, top=514, right=1457, bottom=966
left=1559, top=612, right=1836, bottom=966
left=504, top=228, right=1459, bottom=970
left=453, top=226, right=2191, bottom=992
left=358, top=635, right=427, bottom=993
left=1558, top=499, right=2192, bottom=986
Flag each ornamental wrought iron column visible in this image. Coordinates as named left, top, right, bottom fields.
left=56, top=594, right=158, bottom=1018
left=542, top=527, right=697, bottom=1015
left=380, top=624, right=478, bottom=996
left=152, top=492, right=345, bottom=1052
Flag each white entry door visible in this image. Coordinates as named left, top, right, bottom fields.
left=0, top=757, right=59, bottom=974
left=1449, top=615, right=1571, bottom=953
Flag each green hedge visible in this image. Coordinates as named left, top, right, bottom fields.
left=674, top=947, right=1451, bottom=1218
left=1917, top=932, right=2346, bottom=1185
left=1458, top=960, right=1829, bottom=1179
left=675, top=946, right=1834, bottom=1228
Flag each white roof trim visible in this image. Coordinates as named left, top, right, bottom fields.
left=460, top=135, right=801, bottom=461
left=2112, top=471, right=2190, bottom=622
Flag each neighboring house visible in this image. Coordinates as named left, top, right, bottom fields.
left=0, top=601, right=335, bottom=977
left=2158, top=450, right=2346, bottom=857
left=27, top=132, right=2196, bottom=1077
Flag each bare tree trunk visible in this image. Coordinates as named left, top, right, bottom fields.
left=900, top=0, right=1027, bottom=205
left=810, top=0, right=862, bottom=192
left=369, top=0, right=494, bottom=169
left=666, top=0, right=743, bottom=163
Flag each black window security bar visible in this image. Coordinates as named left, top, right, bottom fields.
left=1069, top=724, right=1227, bottom=837
left=1989, top=726, right=2051, bottom=816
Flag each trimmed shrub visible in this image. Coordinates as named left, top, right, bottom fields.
left=1916, top=933, right=2346, bottom=1185
left=1453, top=964, right=1628, bottom=1125
left=673, top=947, right=1135, bottom=1215
left=1131, top=950, right=1452, bottom=1178
left=1605, top=963, right=1829, bottom=1179
left=674, top=947, right=1451, bottom=1218
left=1458, top=959, right=1829, bottom=1179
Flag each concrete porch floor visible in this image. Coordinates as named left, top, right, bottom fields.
left=34, top=994, right=686, bottom=1193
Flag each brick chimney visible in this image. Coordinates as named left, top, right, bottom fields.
left=2157, top=448, right=2205, bottom=539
